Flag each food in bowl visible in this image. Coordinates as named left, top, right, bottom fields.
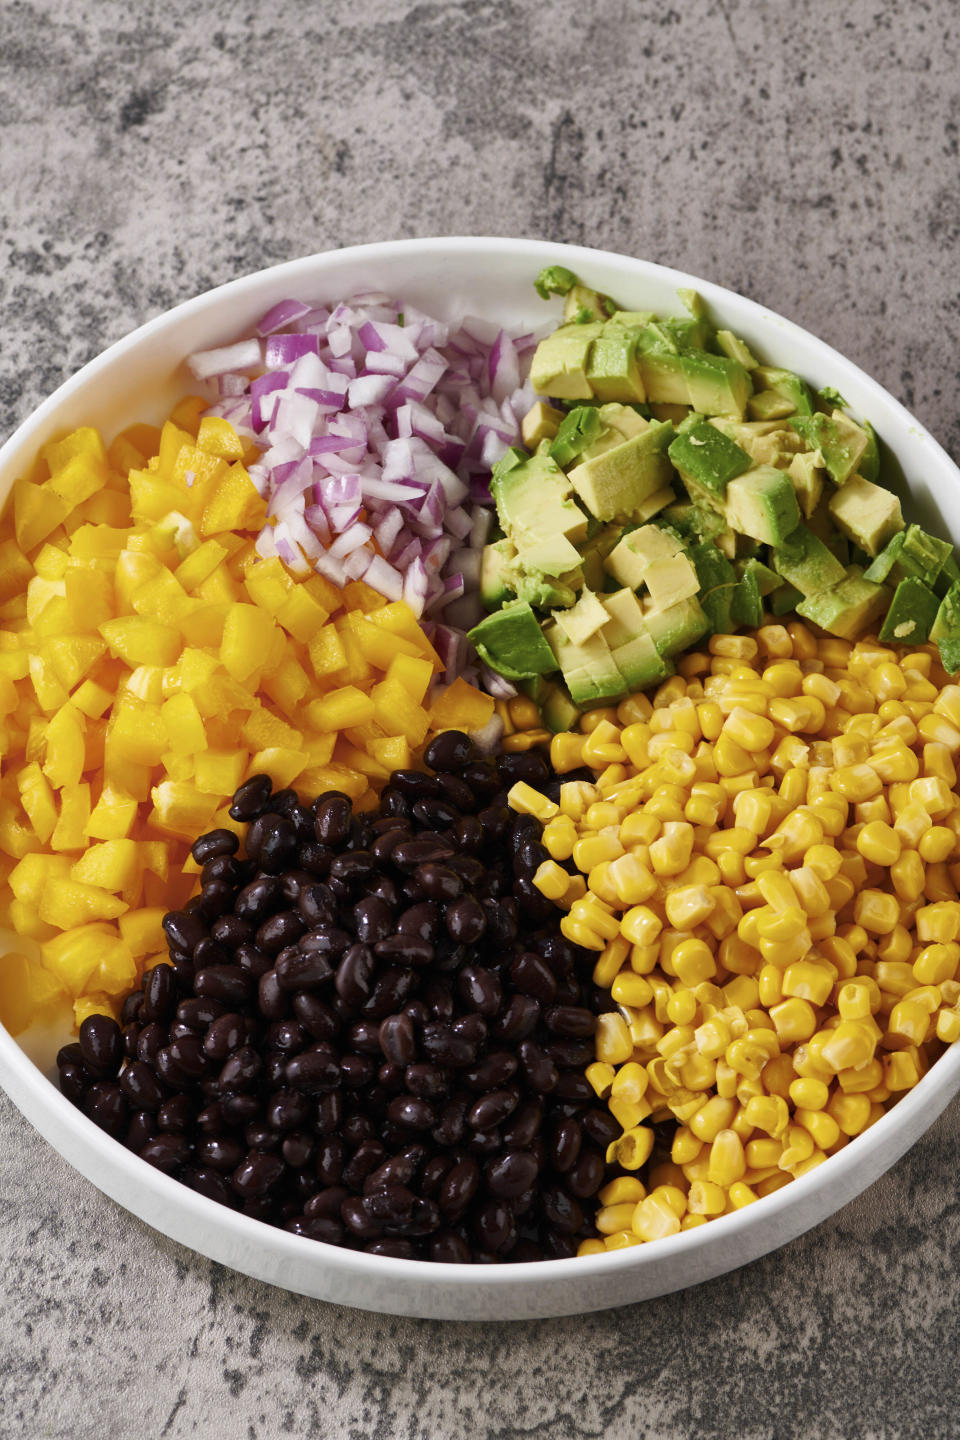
left=2, top=253, right=960, bottom=1273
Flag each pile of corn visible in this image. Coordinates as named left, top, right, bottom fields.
left=0, top=411, right=493, bottom=1034
left=508, top=623, right=960, bottom=1253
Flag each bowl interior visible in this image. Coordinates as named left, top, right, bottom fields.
left=3, top=237, right=960, bottom=1319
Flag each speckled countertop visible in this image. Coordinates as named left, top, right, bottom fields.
left=2, top=2, right=960, bottom=1436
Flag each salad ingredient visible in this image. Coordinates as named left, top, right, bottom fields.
left=0, top=416, right=491, bottom=1035
left=475, top=270, right=960, bottom=714
left=195, top=292, right=535, bottom=671
left=510, top=625, right=960, bottom=1249
left=57, top=743, right=613, bottom=1264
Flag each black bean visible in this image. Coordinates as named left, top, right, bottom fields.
left=544, top=1006, right=596, bottom=1039
left=168, top=1034, right=210, bottom=1078
left=314, top=792, right=353, bottom=845
left=275, top=948, right=333, bottom=991
left=285, top=1044, right=341, bottom=1093
left=316, top=1136, right=345, bottom=1185
left=387, top=1096, right=436, bottom=1131
left=256, top=910, right=305, bottom=953
left=232, top=1152, right=285, bottom=1197
left=412, top=799, right=460, bottom=831
left=230, top=774, right=273, bottom=822
left=432, top=1099, right=467, bottom=1147
left=335, top=944, right=375, bottom=1008
left=194, top=965, right=251, bottom=1007
left=299, top=924, right=352, bottom=958
left=404, top=1063, right=450, bottom=1100
left=78, top=1014, right=123, bottom=1077
left=266, top=1089, right=312, bottom=1132
left=177, top=997, right=225, bottom=1030
left=140, top=1135, right=191, bottom=1173
left=292, top=993, right=340, bottom=1040
left=548, top=1117, right=583, bottom=1173
left=373, top=935, right=434, bottom=968
left=236, top=943, right=273, bottom=978
left=497, top=750, right=550, bottom=788
left=142, top=964, right=177, bottom=1023
left=197, top=1136, right=245, bottom=1172
left=341, top=1139, right=387, bottom=1191
left=467, top=1088, right=520, bottom=1131
left=162, top=910, right=207, bottom=956
left=540, top=1184, right=583, bottom=1234
left=220, top=1046, right=262, bottom=1090
left=120, top=991, right=144, bottom=1027
left=235, top=876, right=282, bottom=922
left=424, top=730, right=477, bottom=772
left=473, top=1198, right=517, bottom=1255
left=119, top=1060, right=164, bottom=1110
left=518, top=1040, right=559, bottom=1094
left=257, top=969, right=290, bottom=1021
left=457, top=965, right=501, bottom=1017
left=485, top=1150, right=539, bottom=1199
left=462, top=761, right=501, bottom=797
left=421, top=1024, right=475, bottom=1068
left=463, top=1051, right=518, bottom=1091
left=83, top=1082, right=128, bottom=1136
left=502, top=1100, right=543, bottom=1149
left=59, top=1062, right=90, bottom=1105
left=391, top=836, right=454, bottom=870
left=444, top=897, right=486, bottom=944
left=379, top=1013, right=416, bottom=1066
left=414, top=862, right=462, bottom=901
left=329, top=850, right=376, bottom=885
left=510, top=952, right=558, bottom=1004
left=353, top=896, right=393, bottom=944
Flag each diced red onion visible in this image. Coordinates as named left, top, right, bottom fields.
left=256, top=299, right=313, bottom=336
left=188, top=338, right=263, bottom=381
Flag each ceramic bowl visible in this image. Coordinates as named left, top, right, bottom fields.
left=2, top=238, right=959, bottom=1320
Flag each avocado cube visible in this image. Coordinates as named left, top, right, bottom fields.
left=600, top=588, right=649, bottom=647
left=828, top=474, right=903, bottom=557
left=546, top=623, right=626, bottom=705
left=586, top=330, right=646, bottom=403
left=606, top=523, right=680, bottom=589
left=891, top=525, right=953, bottom=585
left=878, top=577, right=940, bottom=645
left=633, top=485, right=676, bottom=523
left=533, top=265, right=578, bottom=300
left=715, top=329, right=759, bottom=369
left=796, top=566, right=889, bottom=640
left=521, top=401, right=563, bottom=449
left=549, top=406, right=605, bottom=468
left=788, top=450, right=825, bottom=519
left=480, top=538, right=517, bottom=611
left=863, top=530, right=905, bottom=583
left=596, top=403, right=650, bottom=441
left=567, top=421, right=674, bottom=523
left=553, top=589, right=611, bottom=646
left=529, top=323, right=603, bottom=400
left=771, top=523, right=847, bottom=596
left=736, top=556, right=781, bottom=597
left=542, top=683, right=582, bottom=733
left=668, top=421, right=752, bottom=500
left=645, top=551, right=700, bottom=609
left=790, top=410, right=869, bottom=486
left=690, top=540, right=737, bottom=634
left=611, top=631, right=671, bottom=690
left=562, top=284, right=612, bottom=324
left=724, top=465, right=801, bottom=546
left=642, top=596, right=710, bottom=657
left=513, top=572, right=581, bottom=609
left=638, top=348, right=751, bottom=418
left=935, top=554, right=960, bottom=600
left=750, top=366, right=814, bottom=417
left=468, top=601, right=557, bottom=680
left=931, top=583, right=960, bottom=673
left=515, top=533, right=584, bottom=578
left=747, top=390, right=798, bottom=422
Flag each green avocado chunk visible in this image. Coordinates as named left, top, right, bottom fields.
left=931, top=582, right=960, bottom=673
left=690, top=540, right=737, bottom=634
left=796, top=566, right=889, bottom=639
left=827, top=474, right=903, bottom=557
left=643, top=596, right=711, bottom=657
left=490, top=449, right=588, bottom=576
left=878, top=578, right=940, bottom=645
left=771, top=524, right=847, bottom=596
left=750, top=365, right=815, bottom=417
left=480, top=538, right=517, bottom=610
left=549, top=406, right=605, bottom=468
left=542, top=684, right=581, bottom=733
left=770, top=582, right=804, bottom=616
left=534, top=265, right=578, bottom=300
left=789, top=410, right=869, bottom=486
left=736, top=556, right=781, bottom=597
left=863, top=529, right=905, bottom=583
left=586, top=328, right=646, bottom=403
left=724, top=466, right=801, bottom=546
left=892, top=525, right=953, bottom=585
left=567, top=422, right=674, bottom=523
left=668, top=421, right=752, bottom=500
left=545, top=623, right=627, bottom=705
left=468, top=601, right=557, bottom=680
left=731, top=569, right=763, bottom=627
left=529, top=323, right=604, bottom=400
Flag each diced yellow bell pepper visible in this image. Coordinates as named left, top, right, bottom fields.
left=276, top=586, right=330, bottom=644
left=386, top=652, right=434, bottom=704
left=0, top=951, right=67, bottom=1035
left=342, top=580, right=388, bottom=612
left=246, top=747, right=309, bottom=789
left=43, top=426, right=107, bottom=476
left=119, top=906, right=167, bottom=956
left=94, top=939, right=138, bottom=995
left=13, top=478, right=71, bottom=551
left=219, top=603, right=277, bottom=683
left=164, top=646, right=219, bottom=697
left=50, top=784, right=91, bottom=851
left=148, top=780, right=219, bottom=839
left=371, top=678, right=431, bottom=746
left=107, top=697, right=166, bottom=768
left=197, top=415, right=246, bottom=459
left=17, top=763, right=58, bottom=843
left=9, top=852, right=73, bottom=906
left=38, top=877, right=128, bottom=929
left=44, top=635, right=107, bottom=692
left=161, top=691, right=207, bottom=755
left=366, top=600, right=443, bottom=666
left=84, top=785, right=138, bottom=841
left=308, top=624, right=348, bottom=680
left=199, top=463, right=266, bottom=536
left=42, top=704, right=87, bottom=789
left=340, top=612, right=424, bottom=670
left=8, top=899, right=57, bottom=941
left=174, top=538, right=229, bottom=593
left=307, top=686, right=377, bottom=733
left=429, top=677, right=496, bottom=731
left=169, top=396, right=208, bottom=437
left=241, top=704, right=302, bottom=751
left=131, top=569, right=197, bottom=628
left=124, top=665, right=165, bottom=704
left=300, top=762, right=368, bottom=801
left=28, top=653, right=70, bottom=712
left=0, top=540, right=35, bottom=605
left=369, top=735, right=412, bottom=771
left=100, top=615, right=182, bottom=668
left=71, top=839, right=140, bottom=893
left=263, top=655, right=311, bottom=715
left=193, top=749, right=247, bottom=796
left=47, top=451, right=108, bottom=508
left=244, top=557, right=291, bottom=615
left=42, top=923, right=117, bottom=995
left=128, top=470, right=190, bottom=526
left=0, top=801, right=41, bottom=860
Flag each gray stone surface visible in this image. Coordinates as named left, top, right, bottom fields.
left=2, top=0, right=960, bottom=1435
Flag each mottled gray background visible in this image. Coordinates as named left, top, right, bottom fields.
left=2, top=0, right=960, bottom=1436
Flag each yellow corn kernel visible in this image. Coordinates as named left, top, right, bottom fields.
left=723, top=707, right=775, bottom=751
left=597, top=1175, right=647, bottom=1207
left=507, top=781, right=558, bottom=823
left=631, top=1192, right=682, bottom=1242
left=585, top=1061, right=616, bottom=1099
left=769, top=997, right=817, bottom=1044
left=781, top=960, right=835, bottom=1007
left=665, top=885, right=715, bottom=931
left=884, top=1050, right=922, bottom=1091
left=854, top=889, right=900, bottom=936
left=667, top=937, right=714, bottom=988
left=595, top=1012, right=635, bottom=1065
left=886, top=999, right=931, bottom=1048
left=616, top=1125, right=656, bottom=1171
left=577, top=1238, right=607, bottom=1257
left=689, top=1095, right=736, bottom=1142
left=913, top=942, right=960, bottom=986
left=610, top=970, right=654, bottom=1008
left=531, top=860, right=571, bottom=902
left=541, top=814, right=577, bottom=861
left=819, top=1019, right=877, bottom=1072
left=707, top=1128, right=746, bottom=1187
left=595, top=1201, right=640, bottom=1235
left=916, top=902, right=960, bottom=944
left=936, top=1007, right=960, bottom=1043
left=687, top=1179, right=726, bottom=1215
left=606, top=854, right=657, bottom=908
left=550, top=732, right=585, bottom=774
left=856, top=820, right=901, bottom=867
left=827, top=1090, right=872, bottom=1135
left=602, top=1230, right=644, bottom=1251
left=919, top=825, right=956, bottom=863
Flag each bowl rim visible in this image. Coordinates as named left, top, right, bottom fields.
left=3, top=234, right=960, bottom=1307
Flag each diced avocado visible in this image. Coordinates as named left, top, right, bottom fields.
left=931, top=582, right=960, bottom=674
left=529, top=323, right=603, bottom=400
left=553, top=589, right=611, bottom=646
left=724, top=465, right=801, bottom=546
left=678, top=288, right=707, bottom=320
left=513, top=573, right=580, bottom=609
left=491, top=450, right=589, bottom=574
left=863, top=529, right=905, bottom=583
left=516, top=533, right=584, bottom=577
left=690, top=540, right=737, bottom=634
left=878, top=578, right=940, bottom=646
left=642, top=595, right=710, bottom=657
left=567, top=421, right=674, bottom=523
left=633, top=485, right=676, bottom=523
left=468, top=602, right=558, bottom=680
left=645, top=550, right=700, bottom=609
left=563, top=284, right=613, bottom=324
left=735, top=557, right=780, bottom=597
left=549, top=406, right=605, bottom=468
left=790, top=410, right=869, bottom=486
left=546, top=623, right=626, bottom=705
left=611, top=631, right=671, bottom=690
left=795, top=566, right=889, bottom=640
left=637, top=347, right=752, bottom=417
left=668, top=421, right=752, bottom=500
left=711, top=418, right=807, bottom=473
left=750, top=366, right=815, bottom=417
left=731, top=569, right=763, bottom=627
left=586, top=328, right=646, bottom=403
left=828, top=474, right=903, bottom=557
left=480, top=538, right=517, bottom=610
left=607, top=310, right=656, bottom=330
left=788, top=450, right=824, bottom=520
left=715, top=330, right=758, bottom=369
left=859, top=419, right=880, bottom=485
left=597, top=403, right=650, bottom=441
left=888, top=524, right=953, bottom=586
left=534, top=265, right=578, bottom=300
left=771, top=524, right=847, bottom=596
left=600, top=587, right=648, bottom=647
left=770, top=582, right=804, bottom=616
left=521, top=401, right=563, bottom=449
left=605, top=523, right=679, bottom=589
left=747, top=390, right=798, bottom=422
left=517, top=674, right=552, bottom=704
left=542, top=683, right=581, bottom=734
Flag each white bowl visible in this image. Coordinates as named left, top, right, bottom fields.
left=2, top=237, right=960, bottom=1321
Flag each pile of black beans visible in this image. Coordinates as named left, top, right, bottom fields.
left=57, top=732, right=621, bottom=1263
